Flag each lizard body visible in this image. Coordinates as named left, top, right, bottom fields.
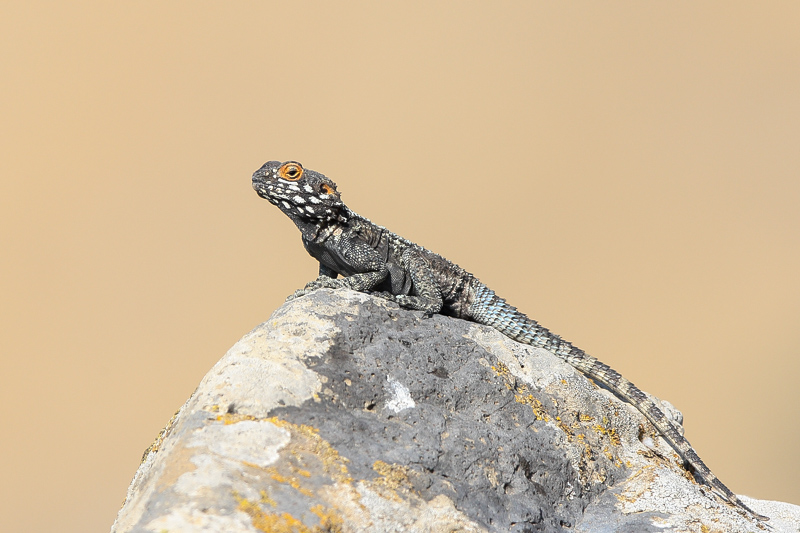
left=252, top=160, right=766, bottom=522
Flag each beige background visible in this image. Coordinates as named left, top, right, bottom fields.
left=1, top=2, right=798, bottom=532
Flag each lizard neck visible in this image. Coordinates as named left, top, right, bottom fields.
left=288, top=212, right=347, bottom=243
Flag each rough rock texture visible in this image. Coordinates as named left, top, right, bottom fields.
left=113, top=289, right=799, bottom=533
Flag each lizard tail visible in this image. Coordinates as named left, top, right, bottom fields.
left=468, top=284, right=768, bottom=522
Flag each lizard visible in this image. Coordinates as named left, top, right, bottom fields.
left=251, top=159, right=768, bottom=523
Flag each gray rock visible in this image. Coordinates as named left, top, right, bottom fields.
left=112, top=289, right=800, bottom=532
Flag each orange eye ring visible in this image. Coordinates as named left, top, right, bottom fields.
left=279, top=162, right=304, bottom=181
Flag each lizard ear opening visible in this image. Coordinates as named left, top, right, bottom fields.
left=320, top=183, right=335, bottom=195
left=279, top=162, right=304, bottom=181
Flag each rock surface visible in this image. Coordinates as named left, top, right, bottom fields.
left=113, top=289, right=799, bottom=532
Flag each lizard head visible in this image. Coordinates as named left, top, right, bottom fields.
left=252, top=160, right=346, bottom=222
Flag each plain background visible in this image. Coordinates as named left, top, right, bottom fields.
left=1, top=2, right=798, bottom=532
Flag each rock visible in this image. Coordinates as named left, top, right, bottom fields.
left=112, top=289, right=799, bottom=532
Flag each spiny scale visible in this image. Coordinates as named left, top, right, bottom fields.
left=252, top=160, right=768, bottom=522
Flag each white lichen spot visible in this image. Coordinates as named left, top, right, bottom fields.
left=641, top=435, right=657, bottom=452
left=564, top=481, right=575, bottom=500
left=385, top=376, right=415, bottom=413
left=649, top=516, right=674, bottom=529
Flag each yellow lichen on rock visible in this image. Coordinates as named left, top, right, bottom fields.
left=491, top=362, right=552, bottom=422
left=267, top=467, right=315, bottom=497
left=216, top=412, right=258, bottom=425
left=267, top=417, right=353, bottom=485
left=372, top=460, right=411, bottom=491
left=235, top=493, right=343, bottom=533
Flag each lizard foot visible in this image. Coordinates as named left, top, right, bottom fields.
left=395, top=295, right=439, bottom=317
left=285, top=289, right=308, bottom=302
left=286, top=278, right=347, bottom=302
left=303, top=277, right=345, bottom=291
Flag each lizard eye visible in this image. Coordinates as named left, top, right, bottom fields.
left=320, top=183, right=334, bottom=195
left=279, top=162, right=303, bottom=181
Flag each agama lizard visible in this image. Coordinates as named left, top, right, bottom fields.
left=252, top=159, right=768, bottom=522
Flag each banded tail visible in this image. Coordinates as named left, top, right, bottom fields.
left=468, top=284, right=768, bottom=521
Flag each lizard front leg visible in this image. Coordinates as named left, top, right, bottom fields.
left=288, top=241, right=389, bottom=300
left=394, top=248, right=443, bottom=316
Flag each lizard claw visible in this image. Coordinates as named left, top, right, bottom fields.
left=303, top=277, right=344, bottom=291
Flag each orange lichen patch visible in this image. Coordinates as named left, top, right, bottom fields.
left=590, top=416, right=624, bottom=467
left=236, top=496, right=309, bottom=533
left=213, top=414, right=352, bottom=495
left=267, top=467, right=315, bottom=497
left=578, top=413, right=594, bottom=422
left=603, top=447, right=623, bottom=468
left=216, top=412, right=258, bottom=424
left=491, top=361, right=511, bottom=379
left=515, top=389, right=550, bottom=422
left=266, top=417, right=352, bottom=485
left=310, top=505, right=344, bottom=532
left=602, top=447, right=614, bottom=461
left=236, top=494, right=303, bottom=532
left=557, top=421, right=575, bottom=438
left=234, top=492, right=344, bottom=533
left=490, top=362, right=551, bottom=421
left=260, top=489, right=277, bottom=508
left=369, top=460, right=413, bottom=502
left=555, top=412, right=586, bottom=440
left=592, top=418, right=622, bottom=447
left=372, top=460, right=411, bottom=491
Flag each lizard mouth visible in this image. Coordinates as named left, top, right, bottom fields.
left=252, top=175, right=277, bottom=201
